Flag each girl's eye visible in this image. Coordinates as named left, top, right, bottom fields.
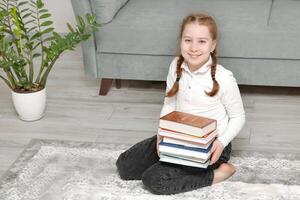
left=185, top=39, right=191, bottom=42
left=199, top=40, right=206, bottom=43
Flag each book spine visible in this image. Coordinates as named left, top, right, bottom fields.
left=158, top=129, right=217, bottom=145
left=160, top=142, right=212, bottom=152
left=159, top=152, right=210, bottom=162
left=160, top=153, right=209, bottom=163
left=158, top=144, right=211, bottom=160
left=159, top=120, right=206, bottom=137
left=159, top=154, right=209, bottom=168
left=162, top=137, right=211, bottom=148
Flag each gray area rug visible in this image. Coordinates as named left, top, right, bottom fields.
left=0, top=139, right=299, bottom=200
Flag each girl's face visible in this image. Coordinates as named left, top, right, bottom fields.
left=180, top=23, right=216, bottom=71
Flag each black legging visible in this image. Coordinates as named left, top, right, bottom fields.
left=116, top=135, right=231, bottom=195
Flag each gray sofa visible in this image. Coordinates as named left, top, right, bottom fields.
left=71, top=0, right=300, bottom=95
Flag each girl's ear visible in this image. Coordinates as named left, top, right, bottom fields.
left=211, top=40, right=217, bottom=52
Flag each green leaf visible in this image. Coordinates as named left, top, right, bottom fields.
left=24, top=19, right=35, bottom=26
left=43, top=36, right=55, bottom=42
left=39, top=9, right=48, bottom=13
left=33, top=53, right=41, bottom=58
left=22, top=13, right=31, bottom=19
left=42, top=27, right=54, bottom=34
left=18, top=1, right=28, bottom=7
left=41, top=20, right=53, bottom=26
left=24, top=41, right=33, bottom=49
left=40, top=13, right=51, bottom=19
left=53, top=32, right=61, bottom=39
left=66, top=23, right=75, bottom=32
left=30, top=31, right=41, bottom=40
left=30, top=14, right=37, bottom=19
left=27, top=26, right=37, bottom=33
left=21, top=33, right=29, bottom=40
left=36, top=0, right=44, bottom=9
left=77, top=16, right=85, bottom=27
left=29, top=2, right=36, bottom=8
left=82, top=33, right=91, bottom=41
left=30, top=0, right=36, bottom=4
left=20, top=8, right=30, bottom=13
left=0, top=2, right=7, bottom=8
left=32, top=41, right=41, bottom=50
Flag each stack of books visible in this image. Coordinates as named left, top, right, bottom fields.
left=158, top=111, right=218, bottom=168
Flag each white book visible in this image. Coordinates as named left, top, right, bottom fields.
left=159, top=154, right=210, bottom=168
left=160, top=152, right=208, bottom=163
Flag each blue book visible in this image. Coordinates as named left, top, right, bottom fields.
left=158, top=142, right=212, bottom=160
left=159, top=141, right=213, bottom=153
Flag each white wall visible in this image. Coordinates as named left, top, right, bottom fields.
left=44, top=0, right=77, bottom=33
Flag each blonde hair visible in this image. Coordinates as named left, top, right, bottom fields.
left=167, top=13, right=219, bottom=97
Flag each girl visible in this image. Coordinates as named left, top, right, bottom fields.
left=116, top=13, right=245, bottom=195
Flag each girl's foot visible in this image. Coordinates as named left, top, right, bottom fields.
left=212, top=163, right=236, bottom=184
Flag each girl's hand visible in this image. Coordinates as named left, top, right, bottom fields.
left=156, top=134, right=162, bottom=157
left=209, top=139, right=224, bottom=165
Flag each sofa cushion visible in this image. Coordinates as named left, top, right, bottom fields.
left=91, top=0, right=129, bottom=24
left=96, top=53, right=300, bottom=86
left=269, top=0, right=300, bottom=31
left=95, top=0, right=282, bottom=58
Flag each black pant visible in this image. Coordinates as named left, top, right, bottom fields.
left=116, top=135, right=231, bottom=195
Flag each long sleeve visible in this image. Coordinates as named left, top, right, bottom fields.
left=217, top=73, right=246, bottom=147
left=160, top=58, right=178, bottom=118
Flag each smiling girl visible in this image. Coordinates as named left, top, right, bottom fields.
left=116, top=13, right=245, bottom=195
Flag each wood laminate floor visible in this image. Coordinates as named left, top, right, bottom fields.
left=0, top=47, right=299, bottom=177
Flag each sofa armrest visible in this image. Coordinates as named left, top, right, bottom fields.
left=71, top=0, right=98, bottom=78
left=91, top=0, right=130, bottom=24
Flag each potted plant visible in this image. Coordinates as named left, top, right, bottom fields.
left=0, top=0, right=100, bottom=121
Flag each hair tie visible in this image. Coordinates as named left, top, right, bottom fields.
left=176, top=77, right=180, bottom=82
left=212, top=73, right=216, bottom=79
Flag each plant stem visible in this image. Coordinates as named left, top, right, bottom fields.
left=0, top=74, right=12, bottom=89
left=28, top=53, right=34, bottom=85
left=35, top=66, right=43, bottom=84
left=37, top=3, right=45, bottom=83
left=2, top=54, right=22, bottom=83
left=4, top=70, right=16, bottom=89
left=2, top=55, right=21, bottom=84
left=39, top=54, right=60, bottom=87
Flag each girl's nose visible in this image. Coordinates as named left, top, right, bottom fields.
left=190, top=42, right=198, bottom=52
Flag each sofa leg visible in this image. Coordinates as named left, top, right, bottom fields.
left=99, top=78, right=113, bottom=96
left=116, top=79, right=121, bottom=89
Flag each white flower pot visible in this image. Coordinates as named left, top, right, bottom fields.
left=11, top=88, right=47, bottom=121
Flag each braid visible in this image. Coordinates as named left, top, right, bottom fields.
left=205, top=51, right=219, bottom=96
left=176, top=55, right=184, bottom=81
left=166, top=55, right=184, bottom=97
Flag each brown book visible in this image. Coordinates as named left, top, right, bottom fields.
left=159, top=111, right=217, bottom=137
